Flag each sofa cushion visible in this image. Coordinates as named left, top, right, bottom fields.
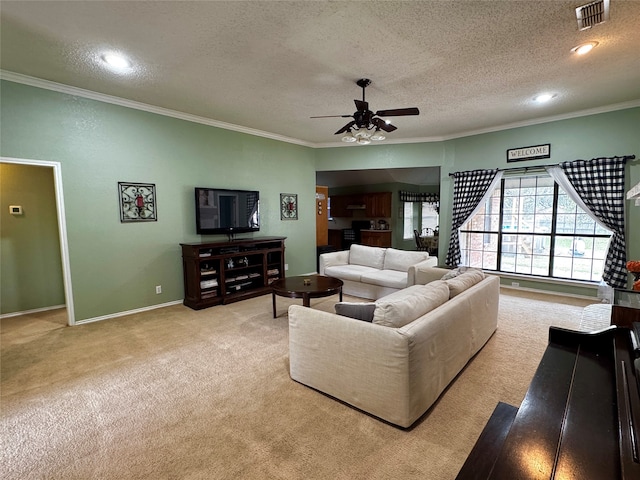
left=445, top=270, right=485, bottom=298
left=441, top=266, right=483, bottom=280
left=373, top=281, right=450, bottom=328
left=360, top=270, right=408, bottom=289
left=324, top=264, right=378, bottom=282
left=334, top=302, right=377, bottom=322
left=383, top=248, right=429, bottom=272
left=349, top=244, right=386, bottom=270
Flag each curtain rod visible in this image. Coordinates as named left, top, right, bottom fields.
left=448, top=155, right=636, bottom=177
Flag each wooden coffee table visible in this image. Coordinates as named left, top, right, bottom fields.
left=271, top=275, right=343, bottom=318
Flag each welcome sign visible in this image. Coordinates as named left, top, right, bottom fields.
left=506, top=144, right=551, bottom=162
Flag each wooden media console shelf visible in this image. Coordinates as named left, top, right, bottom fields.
left=180, top=237, right=286, bottom=310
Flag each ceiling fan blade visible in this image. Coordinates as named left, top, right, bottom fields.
left=373, top=117, right=397, bottom=132
left=354, top=99, right=369, bottom=112
left=310, top=114, right=352, bottom=118
left=334, top=121, right=356, bottom=135
left=375, top=107, right=420, bottom=117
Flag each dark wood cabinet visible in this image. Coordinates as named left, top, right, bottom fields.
left=330, top=191, right=392, bottom=218
left=364, top=192, right=392, bottom=217
left=180, top=237, right=285, bottom=310
left=328, top=229, right=342, bottom=251
left=361, top=230, right=392, bottom=247
left=329, top=195, right=351, bottom=217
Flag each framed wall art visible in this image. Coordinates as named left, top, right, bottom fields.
left=280, top=193, right=298, bottom=220
left=118, top=182, right=157, bottom=222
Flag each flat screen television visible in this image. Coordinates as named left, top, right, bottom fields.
left=195, top=187, right=260, bottom=235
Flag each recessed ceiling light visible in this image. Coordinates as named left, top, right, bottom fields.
left=571, top=41, right=599, bottom=55
left=101, top=52, right=132, bottom=71
left=533, top=93, right=557, bottom=104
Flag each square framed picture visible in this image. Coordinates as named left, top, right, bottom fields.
left=280, top=193, right=298, bottom=220
left=118, top=182, right=157, bottom=222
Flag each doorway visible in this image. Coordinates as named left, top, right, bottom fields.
left=1, top=157, right=75, bottom=325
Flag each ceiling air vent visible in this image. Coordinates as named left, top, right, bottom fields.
left=575, top=0, right=610, bottom=30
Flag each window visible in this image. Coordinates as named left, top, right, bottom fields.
left=459, top=175, right=612, bottom=282
left=403, top=201, right=439, bottom=239
left=403, top=202, right=415, bottom=239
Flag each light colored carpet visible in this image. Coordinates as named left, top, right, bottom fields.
left=1, top=289, right=595, bottom=479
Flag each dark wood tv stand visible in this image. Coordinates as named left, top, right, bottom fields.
left=180, top=237, right=286, bottom=310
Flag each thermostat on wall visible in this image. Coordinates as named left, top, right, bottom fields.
left=9, top=205, right=23, bottom=215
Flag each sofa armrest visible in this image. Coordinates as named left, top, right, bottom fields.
left=319, top=250, right=350, bottom=274
left=407, top=257, right=440, bottom=285
left=288, top=305, right=411, bottom=426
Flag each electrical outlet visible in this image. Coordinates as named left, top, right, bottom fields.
left=284, top=264, right=289, bottom=271
left=155, top=285, right=162, bottom=294
left=511, top=282, right=519, bottom=287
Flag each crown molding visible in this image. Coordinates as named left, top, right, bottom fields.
left=438, top=99, right=640, bottom=141
left=316, top=99, right=640, bottom=148
left=0, top=70, right=314, bottom=148
left=2, top=70, right=638, bottom=149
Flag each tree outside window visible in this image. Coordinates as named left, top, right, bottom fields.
left=403, top=201, right=439, bottom=239
left=459, top=175, right=611, bottom=282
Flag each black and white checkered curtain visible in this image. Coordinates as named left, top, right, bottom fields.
left=555, top=156, right=628, bottom=288
left=446, top=169, right=502, bottom=267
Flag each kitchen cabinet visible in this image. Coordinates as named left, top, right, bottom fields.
left=361, top=230, right=392, bottom=247
left=330, top=194, right=353, bottom=217
left=330, top=192, right=391, bottom=218
left=328, top=229, right=342, bottom=250
left=364, top=192, right=392, bottom=217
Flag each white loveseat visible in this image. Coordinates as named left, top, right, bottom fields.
left=319, top=244, right=438, bottom=299
left=288, top=270, right=499, bottom=428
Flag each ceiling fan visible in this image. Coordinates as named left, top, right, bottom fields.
left=311, top=78, right=419, bottom=144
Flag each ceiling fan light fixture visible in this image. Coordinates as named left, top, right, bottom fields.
left=341, top=132, right=357, bottom=143
left=312, top=78, right=419, bottom=145
left=354, top=127, right=371, bottom=138
left=371, top=129, right=386, bottom=141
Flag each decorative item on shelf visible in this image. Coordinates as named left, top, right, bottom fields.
left=118, top=182, right=157, bottom=222
left=627, top=260, right=640, bottom=290
left=236, top=256, right=248, bottom=267
left=280, top=193, right=298, bottom=220
left=226, top=258, right=234, bottom=269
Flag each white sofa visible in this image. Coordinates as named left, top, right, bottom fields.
left=319, top=244, right=438, bottom=300
left=288, top=270, right=499, bottom=428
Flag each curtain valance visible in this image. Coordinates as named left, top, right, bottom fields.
left=399, top=191, right=439, bottom=203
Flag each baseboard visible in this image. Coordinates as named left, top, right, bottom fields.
left=500, top=285, right=599, bottom=302
left=75, top=300, right=184, bottom=325
left=0, top=304, right=66, bottom=319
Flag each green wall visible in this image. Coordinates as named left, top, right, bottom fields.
left=444, top=108, right=640, bottom=292
left=1, top=81, right=317, bottom=321
left=316, top=107, right=640, bottom=296
left=1, top=77, right=638, bottom=321
left=0, top=163, right=65, bottom=313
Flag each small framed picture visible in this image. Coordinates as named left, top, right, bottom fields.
left=280, top=193, right=298, bottom=220
left=118, top=182, right=157, bottom=222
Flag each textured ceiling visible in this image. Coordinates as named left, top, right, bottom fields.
left=1, top=0, right=640, bottom=148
